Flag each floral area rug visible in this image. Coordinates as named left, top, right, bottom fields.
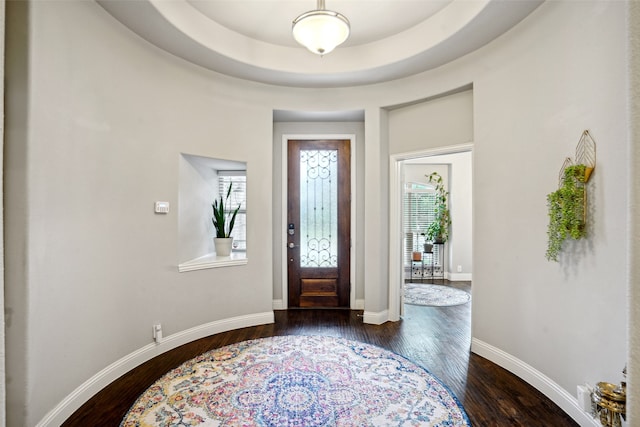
left=404, top=284, right=471, bottom=307
left=121, top=335, right=470, bottom=426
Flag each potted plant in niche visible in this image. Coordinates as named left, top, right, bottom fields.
left=424, top=172, right=451, bottom=244
left=212, top=183, right=241, bottom=257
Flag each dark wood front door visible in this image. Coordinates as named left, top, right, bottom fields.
left=287, top=139, right=351, bottom=308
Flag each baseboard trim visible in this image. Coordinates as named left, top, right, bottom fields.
left=36, top=311, right=275, bottom=427
left=363, top=309, right=389, bottom=325
left=354, top=299, right=365, bottom=310
left=471, top=338, right=600, bottom=427
left=447, top=273, right=472, bottom=281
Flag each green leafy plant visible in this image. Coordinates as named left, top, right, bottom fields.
left=424, top=172, right=451, bottom=243
left=212, top=183, right=241, bottom=238
left=546, top=164, right=587, bottom=262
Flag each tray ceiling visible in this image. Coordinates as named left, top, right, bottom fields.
left=97, top=0, right=543, bottom=87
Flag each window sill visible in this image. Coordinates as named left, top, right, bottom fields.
left=178, top=252, right=248, bottom=272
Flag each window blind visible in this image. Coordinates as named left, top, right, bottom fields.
left=403, top=183, right=437, bottom=265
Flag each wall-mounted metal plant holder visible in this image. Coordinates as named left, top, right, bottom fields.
left=545, top=130, right=596, bottom=262
left=576, top=129, right=596, bottom=182
left=558, top=157, right=574, bottom=188
left=574, top=129, right=597, bottom=224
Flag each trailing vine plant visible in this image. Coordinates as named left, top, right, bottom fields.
left=545, top=164, right=587, bottom=261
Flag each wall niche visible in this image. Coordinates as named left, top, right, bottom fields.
left=178, top=153, right=247, bottom=272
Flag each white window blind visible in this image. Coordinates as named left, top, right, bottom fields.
left=403, top=182, right=437, bottom=265
left=218, top=172, right=246, bottom=251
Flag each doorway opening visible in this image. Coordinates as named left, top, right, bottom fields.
left=388, top=144, right=473, bottom=321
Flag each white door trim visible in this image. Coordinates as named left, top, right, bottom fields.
left=388, top=143, right=473, bottom=321
left=281, top=134, right=357, bottom=309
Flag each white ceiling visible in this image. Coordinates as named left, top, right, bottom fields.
left=185, top=0, right=453, bottom=48
left=97, top=0, right=543, bottom=88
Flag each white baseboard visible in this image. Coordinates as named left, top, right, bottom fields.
left=471, top=338, right=600, bottom=427
left=354, top=299, right=365, bottom=310
left=363, top=309, right=389, bottom=325
left=447, top=273, right=472, bottom=281
left=36, top=311, right=275, bottom=427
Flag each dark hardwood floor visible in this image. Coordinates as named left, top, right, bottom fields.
left=63, top=281, right=578, bottom=426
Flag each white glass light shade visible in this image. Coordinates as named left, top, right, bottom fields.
left=292, top=10, right=350, bottom=55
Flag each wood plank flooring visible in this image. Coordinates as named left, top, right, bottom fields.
left=63, top=281, right=578, bottom=426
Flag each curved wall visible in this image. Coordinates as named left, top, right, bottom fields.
left=3, top=0, right=631, bottom=425
left=470, top=0, right=628, bottom=408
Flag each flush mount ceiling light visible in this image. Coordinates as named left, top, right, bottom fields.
left=292, top=0, right=350, bottom=56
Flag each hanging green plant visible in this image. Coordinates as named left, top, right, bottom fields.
left=545, top=164, right=587, bottom=262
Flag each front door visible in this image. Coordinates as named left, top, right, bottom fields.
left=287, top=139, right=351, bottom=308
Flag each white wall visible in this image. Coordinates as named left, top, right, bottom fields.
left=628, top=1, right=639, bottom=423
left=438, top=152, right=472, bottom=279
left=472, top=2, right=633, bottom=424
left=5, top=1, right=30, bottom=423
left=0, top=1, right=6, bottom=425
left=363, top=107, right=390, bottom=319
left=5, top=2, right=275, bottom=425
left=388, top=89, right=473, bottom=155
left=178, top=154, right=218, bottom=263
left=469, top=1, right=629, bottom=418
left=3, top=0, right=632, bottom=425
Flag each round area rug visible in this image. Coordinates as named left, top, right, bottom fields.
left=404, top=284, right=471, bottom=307
left=121, top=335, right=470, bottom=426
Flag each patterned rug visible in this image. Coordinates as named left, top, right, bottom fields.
left=404, top=284, right=471, bottom=307
left=121, top=335, right=470, bottom=426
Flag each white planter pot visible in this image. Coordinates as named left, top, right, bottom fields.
left=214, top=237, right=233, bottom=257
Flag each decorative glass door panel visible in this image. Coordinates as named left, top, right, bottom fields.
left=300, top=149, right=338, bottom=268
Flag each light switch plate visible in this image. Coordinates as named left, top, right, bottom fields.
left=155, top=201, right=170, bottom=214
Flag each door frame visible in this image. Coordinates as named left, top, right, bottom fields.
left=281, top=134, right=357, bottom=310
left=388, top=143, right=473, bottom=321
